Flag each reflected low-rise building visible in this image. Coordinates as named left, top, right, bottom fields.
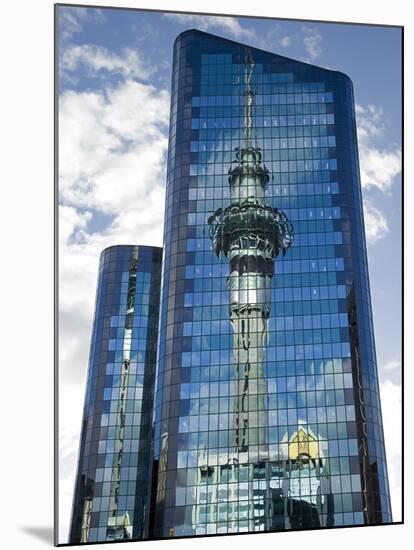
left=185, top=426, right=333, bottom=535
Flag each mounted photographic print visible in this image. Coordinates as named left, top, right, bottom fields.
left=56, top=3, right=402, bottom=545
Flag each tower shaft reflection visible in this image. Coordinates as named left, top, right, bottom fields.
left=208, top=51, right=293, bottom=454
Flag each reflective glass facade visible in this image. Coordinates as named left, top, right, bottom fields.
left=70, top=245, right=162, bottom=543
left=152, top=30, right=391, bottom=538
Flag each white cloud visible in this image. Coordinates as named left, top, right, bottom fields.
left=58, top=6, right=105, bottom=41
left=61, top=44, right=153, bottom=81
left=255, top=25, right=294, bottom=52
left=164, top=13, right=256, bottom=41
left=379, top=379, right=402, bottom=522
left=356, top=103, right=401, bottom=193
left=378, top=358, right=401, bottom=387
left=363, top=199, right=389, bottom=243
left=59, top=205, right=92, bottom=244
left=356, top=103, right=401, bottom=245
left=59, top=8, right=84, bottom=40
left=360, top=148, right=401, bottom=193
left=59, top=77, right=169, bottom=381
left=302, top=27, right=323, bottom=62
left=59, top=80, right=169, bottom=213
left=383, top=359, right=401, bottom=372
left=279, top=36, right=292, bottom=48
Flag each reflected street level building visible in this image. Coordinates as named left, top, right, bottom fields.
left=69, top=245, right=162, bottom=544
left=151, top=30, right=391, bottom=538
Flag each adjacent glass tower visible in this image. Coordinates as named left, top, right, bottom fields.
left=69, top=245, right=162, bottom=544
left=151, top=30, right=391, bottom=538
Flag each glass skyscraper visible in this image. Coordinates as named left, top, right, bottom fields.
left=151, top=30, right=391, bottom=538
left=69, top=245, right=162, bottom=544
left=69, top=29, right=392, bottom=544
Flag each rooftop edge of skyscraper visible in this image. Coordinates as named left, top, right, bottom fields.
left=173, top=28, right=354, bottom=87
left=99, top=244, right=163, bottom=257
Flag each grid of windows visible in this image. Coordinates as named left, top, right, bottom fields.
left=70, top=245, right=162, bottom=544
left=152, top=30, right=391, bottom=538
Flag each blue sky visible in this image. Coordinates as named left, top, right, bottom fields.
left=57, top=5, right=402, bottom=542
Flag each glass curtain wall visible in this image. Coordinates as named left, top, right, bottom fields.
left=152, top=30, right=391, bottom=539
left=70, top=245, right=162, bottom=543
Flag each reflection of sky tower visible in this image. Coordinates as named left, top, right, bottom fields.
left=208, top=50, right=293, bottom=454
left=105, top=258, right=137, bottom=541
